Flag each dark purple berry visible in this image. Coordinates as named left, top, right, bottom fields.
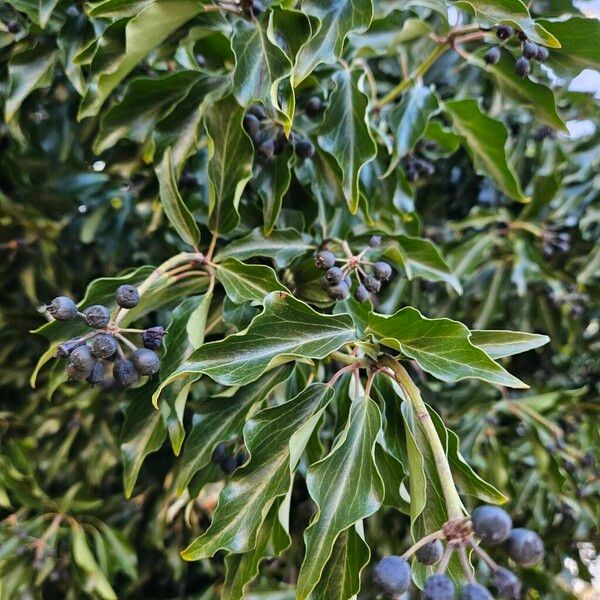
left=258, top=137, right=275, bottom=159
left=459, top=583, right=493, bottom=600
left=373, top=262, right=392, bottom=281
left=142, top=326, right=166, bottom=350
left=472, top=505, right=512, bottom=546
left=7, top=20, right=20, bottom=34
left=324, top=266, right=344, bottom=285
left=416, top=539, right=444, bottom=565
left=221, top=456, right=239, bottom=474
left=66, top=345, right=95, bottom=380
left=496, top=25, right=514, bottom=40
left=84, top=305, right=111, bottom=329
left=369, top=235, right=381, bottom=247
left=372, top=556, right=411, bottom=597
left=363, top=275, right=381, bottom=293
left=522, top=41, right=539, bottom=59
left=493, top=567, right=522, bottom=599
left=248, top=104, right=266, bottom=120
left=274, top=129, right=290, bottom=155
left=484, top=46, right=501, bottom=65
left=581, top=451, right=595, bottom=469
left=91, top=333, right=118, bottom=359
left=132, top=348, right=160, bottom=376
left=48, top=296, right=78, bottom=320
left=315, top=250, right=336, bottom=270
left=355, top=284, right=370, bottom=303
left=424, top=574, right=455, bottom=600
left=113, top=359, right=138, bottom=387
left=536, top=45, right=549, bottom=62
left=212, top=442, right=228, bottom=465
left=295, top=138, right=315, bottom=159
left=243, top=113, right=260, bottom=139
left=515, top=57, right=530, bottom=78
left=327, top=282, right=349, bottom=300
left=506, top=528, right=544, bottom=566
left=86, top=361, right=105, bottom=386
left=55, top=338, right=86, bottom=358
left=116, top=284, right=139, bottom=309
left=305, top=96, right=323, bottom=117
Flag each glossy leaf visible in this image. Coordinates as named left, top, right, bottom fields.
left=470, top=330, right=550, bottom=358
left=216, top=258, right=288, bottom=304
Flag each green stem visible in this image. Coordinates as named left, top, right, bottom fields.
left=376, top=44, right=448, bottom=108
left=379, top=355, right=464, bottom=520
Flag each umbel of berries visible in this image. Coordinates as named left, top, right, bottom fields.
left=314, top=234, right=393, bottom=303
left=373, top=504, right=544, bottom=599
left=44, top=284, right=165, bottom=389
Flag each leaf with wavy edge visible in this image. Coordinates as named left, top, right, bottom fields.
left=367, top=307, right=528, bottom=388
left=182, top=383, right=334, bottom=560
left=296, top=395, right=383, bottom=599
left=216, top=258, right=288, bottom=304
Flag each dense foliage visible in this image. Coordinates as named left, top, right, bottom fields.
left=0, top=0, right=599, bottom=598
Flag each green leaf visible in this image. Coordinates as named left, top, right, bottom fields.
left=469, top=330, right=550, bottom=359
left=231, top=16, right=294, bottom=130
left=294, top=0, right=373, bottom=83
left=78, top=0, right=204, bottom=118
left=384, top=85, right=439, bottom=177
left=311, top=525, right=370, bottom=600
left=296, top=395, right=383, bottom=600
left=181, top=383, right=335, bottom=559
left=214, top=228, right=313, bottom=266
left=94, top=71, right=199, bottom=154
left=450, top=0, right=560, bottom=47
left=473, top=50, right=566, bottom=131
left=367, top=307, right=528, bottom=388
left=156, top=148, right=201, bottom=248
left=254, top=145, right=294, bottom=235
left=443, top=99, right=529, bottom=203
left=383, top=235, right=462, bottom=293
left=205, top=95, right=254, bottom=233
left=318, top=68, right=377, bottom=213
left=175, top=366, right=293, bottom=494
left=537, top=17, right=600, bottom=73
left=5, top=44, right=56, bottom=122
left=155, top=292, right=356, bottom=400
left=216, top=258, right=288, bottom=304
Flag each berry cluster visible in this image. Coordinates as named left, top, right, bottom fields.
left=314, top=235, right=393, bottom=302
left=484, top=25, right=549, bottom=78
left=373, top=505, right=544, bottom=599
left=211, top=442, right=248, bottom=474
left=44, top=286, right=165, bottom=388
left=243, top=103, right=319, bottom=160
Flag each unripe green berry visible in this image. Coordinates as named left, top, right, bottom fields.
left=48, top=296, right=78, bottom=320
left=84, top=305, right=111, bottom=329
left=116, top=284, right=139, bottom=309
left=132, top=348, right=161, bottom=376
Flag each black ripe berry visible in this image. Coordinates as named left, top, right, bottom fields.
left=416, top=539, right=444, bottom=565
left=328, top=282, right=349, bottom=300
left=48, top=296, right=78, bottom=320
left=460, top=583, right=493, bottom=600
left=506, top=528, right=544, bottom=566
left=132, top=348, right=161, bottom=376
left=363, top=275, right=381, bottom=293
left=258, top=136, right=275, bottom=159
left=243, top=113, right=260, bottom=139
left=514, top=57, right=530, bottom=78
left=221, top=455, right=239, bottom=474
left=472, top=505, right=512, bottom=546
left=84, top=305, right=111, bottom=329
left=295, top=138, right=315, bottom=159
left=484, top=46, right=501, bottom=65
left=355, top=284, right=370, bottom=303
left=116, top=284, right=140, bottom=309
left=372, top=556, right=411, bottom=597
left=314, top=250, right=336, bottom=270
left=91, top=333, right=118, bottom=359
left=7, top=20, right=20, bottom=33
left=522, top=40, right=539, bottom=59
left=235, top=448, right=249, bottom=466
left=325, top=266, right=344, bottom=285
left=496, top=25, right=514, bottom=40
left=86, top=361, right=105, bottom=386
left=536, top=45, right=549, bottom=62
left=56, top=338, right=85, bottom=358
left=373, top=261, right=392, bottom=281
left=114, top=359, right=139, bottom=387
left=274, top=129, right=290, bottom=155
left=66, top=345, right=95, bottom=380
left=248, top=104, right=266, bottom=120
left=493, top=567, right=522, bottom=600
left=424, top=574, right=455, bottom=600
left=369, top=235, right=382, bottom=248
left=305, top=96, right=323, bottom=117
left=212, top=442, right=228, bottom=465
left=142, top=326, right=166, bottom=350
